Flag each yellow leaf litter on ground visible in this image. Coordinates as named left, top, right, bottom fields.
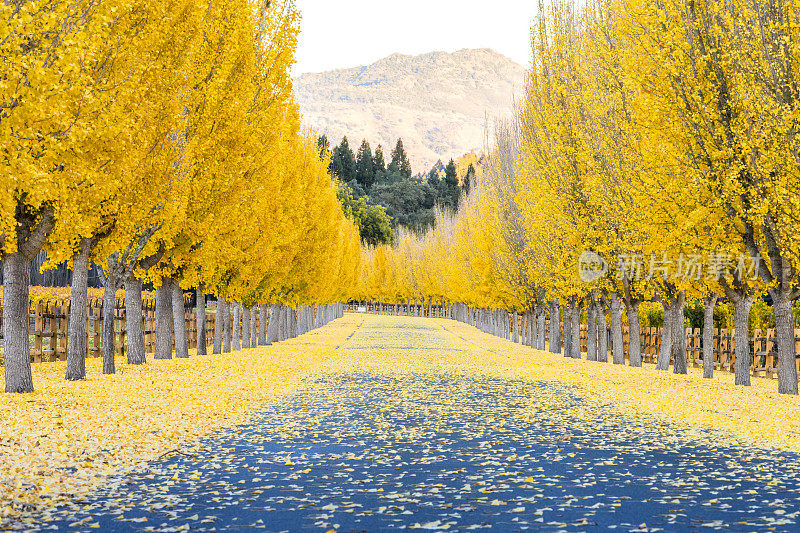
left=2, top=312, right=800, bottom=525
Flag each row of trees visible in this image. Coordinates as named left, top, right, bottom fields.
left=1, top=0, right=361, bottom=393
left=322, top=136, right=413, bottom=190
left=325, top=135, right=473, bottom=235
left=356, top=0, right=800, bottom=394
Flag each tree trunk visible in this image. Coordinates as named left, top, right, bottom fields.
left=242, top=306, right=251, bottom=349
left=610, top=295, right=624, bottom=365
left=772, top=289, right=799, bottom=395
left=171, top=279, right=189, bottom=358
left=222, top=298, right=231, bottom=353
left=284, top=305, right=292, bottom=340
left=258, top=304, right=268, bottom=345
left=101, top=269, right=117, bottom=374
left=549, top=302, right=561, bottom=353
left=66, top=240, right=92, bottom=380
left=528, top=311, right=535, bottom=347
left=538, top=310, right=546, bottom=350
left=512, top=312, right=519, bottom=343
left=672, top=292, right=687, bottom=375
left=213, top=295, right=225, bottom=354
left=284, top=306, right=292, bottom=339
left=231, top=303, right=241, bottom=351
left=3, top=253, right=34, bottom=393
left=279, top=305, right=288, bottom=341
left=563, top=307, right=572, bottom=357
left=276, top=306, right=284, bottom=341
left=656, top=297, right=674, bottom=370
left=570, top=303, right=581, bottom=359
left=732, top=294, right=753, bottom=386
left=196, top=288, right=207, bottom=356
left=154, top=280, right=173, bottom=359
left=125, top=277, right=146, bottom=365
left=266, top=305, right=279, bottom=344
left=702, top=294, right=718, bottom=379
left=250, top=306, right=258, bottom=347
left=521, top=312, right=528, bottom=345
left=296, top=305, right=304, bottom=335
left=290, top=307, right=298, bottom=338
left=597, top=303, right=608, bottom=363
left=587, top=300, right=597, bottom=361
left=626, top=301, right=642, bottom=367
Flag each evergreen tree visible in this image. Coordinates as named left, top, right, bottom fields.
left=373, top=144, right=386, bottom=175
left=355, top=139, right=376, bottom=189
left=438, top=158, right=460, bottom=209
left=463, top=163, right=475, bottom=196
left=388, top=138, right=413, bottom=178
left=427, top=168, right=440, bottom=187
left=331, top=136, right=356, bottom=182
left=444, top=159, right=458, bottom=188
left=317, top=134, right=330, bottom=162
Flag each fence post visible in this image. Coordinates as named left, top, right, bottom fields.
left=118, top=297, right=127, bottom=360
left=32, top=302, right=43, bottom=363
left=47, top=300, right=57, bottom=361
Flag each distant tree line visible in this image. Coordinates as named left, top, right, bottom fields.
left=319, top=135, right=473, bottom=245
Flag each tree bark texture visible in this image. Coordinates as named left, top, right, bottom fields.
left=231, top=303, right=241, bottom=351
left=171, top=279, right=189, bottom=359
left=772, top=289, right=799, bottom=394
left=125, top=277, right=146, bottom=365
left=3, top=253, right=34, bottom=392
left=587, top=300, right=597, bottom=362
left=610, top=295, right=625, bottom=365
left=571, top=303, right=581, bottom=359
left=702, top=294, right=718, bottom=379
left=214, top=294, right=225, bottom=354
left=259, top=304, right=268, bottom=345
left=242, top=306, right=251, bottom=349
left=626, top=301, right=642, bottom=367
left=66, top=240, right=92, bottom=380
left=154, top=280, right=173, bottom=359
left=732, top=294, right=753, bottom=385
left=549, top=303, right=561, bottom=354
left=597, top=303, right=608, bottom=363
left=196, top=288, right=207, bottom=356
left=101, top=269, right=117, bottom=374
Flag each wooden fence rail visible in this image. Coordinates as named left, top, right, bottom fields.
left=0, top=296, right=227, bottom=363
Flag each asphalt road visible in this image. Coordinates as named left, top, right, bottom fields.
left=44, top=317, right=800, bottom=532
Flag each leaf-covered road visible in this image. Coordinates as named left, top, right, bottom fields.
left=40, top=317, right=800, bottom=531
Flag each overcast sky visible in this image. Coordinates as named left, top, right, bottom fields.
left=293, top=0, right=537, bottom=75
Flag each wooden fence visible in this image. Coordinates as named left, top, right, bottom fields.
left=0, top=295, right=227, bottom=363
left=573, top=323, right=800, bottom=379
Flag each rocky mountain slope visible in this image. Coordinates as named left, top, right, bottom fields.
left=295, top=48, right=526, bottom=172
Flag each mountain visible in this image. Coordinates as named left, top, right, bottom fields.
left=294, top=49, right=527, bottom=172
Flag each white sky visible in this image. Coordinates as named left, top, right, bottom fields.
left=293, top=0, right=537, bottom=75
